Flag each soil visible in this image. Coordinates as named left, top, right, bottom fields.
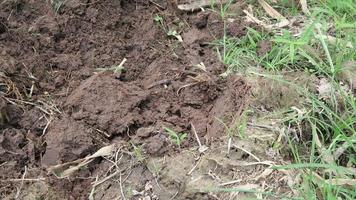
left=0, top=0, right=257, bottom=199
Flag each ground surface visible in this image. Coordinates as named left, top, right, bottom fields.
left=1, top=0, right=344, bottom=199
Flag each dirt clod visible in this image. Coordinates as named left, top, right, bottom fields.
left=257, top=40, right=273, bottom=56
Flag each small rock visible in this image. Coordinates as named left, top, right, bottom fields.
left=145, top=134, right=167, bottom=155
left=141, top=196, right=151, bottom=200
left=42, top=116, right=95, bottom=166
left=193, top=13, right=209, bottom=29
left=136, top=127, right=155, bottom=138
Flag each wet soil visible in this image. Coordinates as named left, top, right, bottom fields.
left=0, top=0, right=252, bottom=199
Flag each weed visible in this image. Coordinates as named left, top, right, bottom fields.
left=153, top=14, right=164, bottom=29
left=215, top=115, right=249, bottom=154
left=95, top=58, right=127, bottom=73
left=131, top=143, right=145, bottom=163
left=153, top=14, right=183, bottom=42
left=212, top=0, right=356, bottom=199
left=167, top=29, right=183, bottom=42
left=49, top=0, right=65, bottom=13
left=164, top=127, right=187, bottom=148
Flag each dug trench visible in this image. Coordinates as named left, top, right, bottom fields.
left=0, top=0, right=253, bottom=199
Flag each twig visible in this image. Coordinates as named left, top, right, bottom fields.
left=242, top=161, right=274, bottom=166
left=1, top=178, right=46, bottom=182
left=149, top=0, right=165, bottom=9
left=89, top=176, right=98, bottom=200
left=4, top=97, right=51, bottom=115
left=243, top=10, right=272, bottom=32
left=15, top=166, right=27, bottom=199
left=114, top=58, right=127, bottom=74
left=147, top=79, right=171, bottom=89
left=233, top=144, right=261, bottom=162
left=187, top=156, right=202, bottom=175
left=92, top=170, right=120, bottom=187
left=227, top=137, right=232, bottom=155
left=119, top=173, right=126, bottom=200
left=41, top=116, right=52, bottom=137
left=177, top=82, right=199, bottom=94
left=191, top=123, right=208, bottom=153
left=94, top=128, right=111, bottom=138
left=169, top=190, right=179, bottom=200
left=218, top=179, right=242, bottom=186
left=191, top=122, right=202, bottom=148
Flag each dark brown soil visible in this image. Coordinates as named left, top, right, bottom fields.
left=0, top=0, right=250, bottom=199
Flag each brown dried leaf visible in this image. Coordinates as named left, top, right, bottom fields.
left=178, top=0, right=229, bottom=11
left=299, top=0, right=310, bottom=15
left=258, top=0, right=286, bottom=20
left=47, top=144, right=116, bottom=178
left=255, top=168, right=274, bottom=180
left=327, top=179, right=356, bottom=186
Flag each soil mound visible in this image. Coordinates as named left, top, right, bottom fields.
left=0, top=0, right=251, bottom=198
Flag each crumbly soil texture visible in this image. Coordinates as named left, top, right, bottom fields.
left=0, top=0, right=256, bottom=199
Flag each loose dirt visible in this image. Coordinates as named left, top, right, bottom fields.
left=0, top=1, right=271, bottom=199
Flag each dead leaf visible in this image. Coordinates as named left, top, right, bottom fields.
left=333, top=142, right=350, bottom=160
left=47, top=144, right=116, bottom=178
left=177, top=0, right=229, bottom=11
left=317, top=78, right=334, bottom=100
left=233, top=183, right=260, bottom=191
left=243, top=10, right=272, bottom=31
left=312, top=130, right=334, bottom=164
left=86, top=144, right=115, bottom=159
left=258, top=0, right=285, bottom=20
left=327, top=178, right=356, bottom=186
left=299, top=0, right=310, bottom=15
left=255, top=168, right=274, bottom=180
left=257, top=0, right=290, bottom=28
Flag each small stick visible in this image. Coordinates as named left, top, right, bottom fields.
left=191, top=123, right=202, bottom=148
left=218, top=179, right=242, bottom=186
left=187, top=156, right=201, bottom=175
left=242, top=161, right=274, bottom=166
left=191, top=122, right=209, bottom=153
left=4, top=97, right=51, bottom=115
left=177, top=82, right=199, bottom=94
left=89, top=176, right=98, bottom=200
left=114, top=58, right=127, bottom=74
left=233, top=144, right=261, bottom=162
left=147, top=79, right=171, bottom=89
left=1, top=178, right=46, bottom=182
left=149, top=0, right=165, bottom=9
left=169, top=190, right=179, bottom=200
left=119, top=173, right=126, bottom=200
left=92, top=171, right=120, bottom=187
left=15, top=166, right=27, bottom=199
left=227, top=137, right=232, bottom=155
left=94, top=128, right=111, bottom=138
left=41, top=117, right=52, bottom=137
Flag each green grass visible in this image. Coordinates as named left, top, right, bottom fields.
left=164, top=127, right=187, bottom=148
left=212, top=0, right=356, bottom=199
left=50, top=0, right=65, bottom=13
left=212, top=0, right=355, bottom=75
